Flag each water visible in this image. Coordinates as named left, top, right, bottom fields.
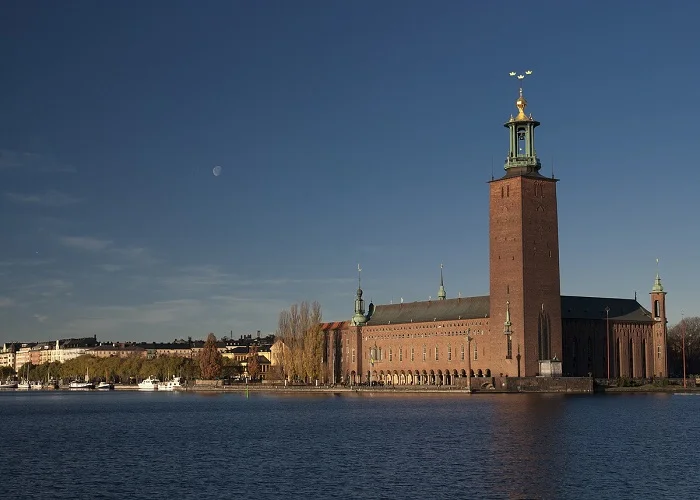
left=1, top=391, right=698, bottom=499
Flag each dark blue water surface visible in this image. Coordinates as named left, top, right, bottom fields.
left=1, top=391, right=698, bottom=499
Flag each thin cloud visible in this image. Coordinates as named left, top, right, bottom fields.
left=95, top=264, right=125, bottom=273
left=0, top=297, right=16, bottom=308
left=0, top=149, right=76, bottom=173
left=60, top=236, right=113, bottom=251
left=4, top=190, right=82, bottom=207
left=34, top=314, right=48, bottom=323
left=59, top=235, right=156, bottom=264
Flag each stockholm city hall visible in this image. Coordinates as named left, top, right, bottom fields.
left=321, top=79, right=668, bottom=386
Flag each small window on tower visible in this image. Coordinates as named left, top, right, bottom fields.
left=501, top=186, right=504, bottom=198
left=507, top=185, right=510, bottom=197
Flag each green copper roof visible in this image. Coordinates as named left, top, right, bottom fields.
left=651, top=272, right=664, bottom=293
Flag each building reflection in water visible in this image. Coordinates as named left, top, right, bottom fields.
left=484, top=394, right=568, bottom=499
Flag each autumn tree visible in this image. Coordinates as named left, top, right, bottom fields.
left=247, top=345, right=260, bottom=381
left=199, top=333, right=223, bottom=379
left=668, top=316, right=700, bottom=377
left=276, top=301, right=322, bottom=383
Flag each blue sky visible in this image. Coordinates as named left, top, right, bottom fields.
left=1, top=1, right=698, bottom=344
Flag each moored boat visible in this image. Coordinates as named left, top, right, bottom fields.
left=17, top=380, right=31, bottom=390
left=138, top=376, right=159, bottom=391
left=69, top=380, right=95, bottom=389
left=160, top=376, right=184, bottom=391
left=0, top=380, right=19, bottom=389
left=96, top=381, right=114, bottom=390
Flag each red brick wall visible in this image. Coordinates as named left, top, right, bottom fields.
left=650, top=292, right=668, bottom=377
left=489, top=175, right=562, bottom=376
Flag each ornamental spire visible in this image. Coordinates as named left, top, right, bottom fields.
left=504, top=300, right=512, bottom=334
left=651, top=258, right=665, bottom=293
left=437, top=263, right=446, bottom=300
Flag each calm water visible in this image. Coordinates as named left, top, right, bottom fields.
left=1, top=391, right=698, bottom=499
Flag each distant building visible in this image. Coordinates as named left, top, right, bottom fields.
left=322, top=87, right=668, bottom=385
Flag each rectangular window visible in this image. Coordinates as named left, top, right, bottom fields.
left=461, top=344, right=465, bottom=360
left=657, top=346, right=661, bottom=359
left=474, top=343, right=478, bottom=361
left=448, top=345, right=452, bottom=361
left=435, top=345, right=439, bottom=361
left=389, top=348, right=393, bottom=362
left=411, top=347, right=414, bottom=361
left=506, top=336, right=512, bottom=359
left=399, top=347, right=403, bottom=362
left=352, top=349, right=355, bottom=362
left=423, top=345, right=426, bottom=361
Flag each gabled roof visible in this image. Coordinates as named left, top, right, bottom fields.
left=366, top=296, right=490, bottom=326
left=561, top=296, right=653, bottom=322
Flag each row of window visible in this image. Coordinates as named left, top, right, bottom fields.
left=368, top=344, right=483, bottom=363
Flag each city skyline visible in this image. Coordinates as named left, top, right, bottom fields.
left=2, top=1, right=698, bottom=344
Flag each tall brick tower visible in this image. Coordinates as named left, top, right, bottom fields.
left=489, top=79, right=563, bottom=377
left=650, top=265, right=668, bottom=377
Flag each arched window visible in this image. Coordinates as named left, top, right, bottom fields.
left=654, top=300, right=660, bottom=318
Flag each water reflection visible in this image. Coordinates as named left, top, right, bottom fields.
left=0, top=392, right=698, bottom=499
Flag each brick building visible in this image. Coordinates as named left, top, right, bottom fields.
left=322, top=85, right=668, bottom=385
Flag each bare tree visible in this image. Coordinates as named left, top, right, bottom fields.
left=199, top=333, right=223, bottom=380
left=247, top=345, right=260, bottom=381
left=276, top=301, right=322, bottom=383
left=668, top=317, right=700, bottom=377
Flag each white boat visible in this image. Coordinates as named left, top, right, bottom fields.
left=70, top=368, right=94, bottom=389
left=138, top=376, right=160, bottom=391
left=69, top=380, right=95, bottom=389
left=0, top=380, right=18, bottom=389
left=31, top=381, right=44, bottom=390
left=17, top=380, right=31, bottom=390
left=96, top=381, right=114, bottom=390
left=160, top=376, right=184, bottom=391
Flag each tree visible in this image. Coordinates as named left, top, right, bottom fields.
left=276, top=301, right=322, bottom=383
left=199, top=333, right=223, bottom=379
left=668, top=316, right=700, bottom=377
left=247, top=345, right=260, bottom=381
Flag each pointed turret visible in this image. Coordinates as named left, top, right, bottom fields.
left=351, top=264, right=367, bottom=326
left=504, top=301, right=512, bottom=335
left=437, top=264, right=446, bottom=300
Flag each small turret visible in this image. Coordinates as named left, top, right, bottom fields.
left=351, top=264, right=367, bottom=326
left=437, top=264, right=446, bottom=300
left=504, top=300, right=512, bottom=334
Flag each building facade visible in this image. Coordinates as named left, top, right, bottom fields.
left=322, top=87, right=668, bottom=385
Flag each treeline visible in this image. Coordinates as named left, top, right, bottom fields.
left=668, top=316, right=700, bottom=377
left=9, top=352, right=241, bottom=383
left=276, top=301, right=327, bottom=383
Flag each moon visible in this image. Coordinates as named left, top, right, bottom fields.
left=213, top=165, right=222, bottom=177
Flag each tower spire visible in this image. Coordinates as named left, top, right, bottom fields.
left=651, top=258, right=664, bottom=293
left=504, top=70, right=541, bottom=176
left=438, top=263, right=446, bottom=300
left=352, top=264, right=367, bottom=326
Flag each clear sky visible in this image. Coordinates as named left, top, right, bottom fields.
left=1, top=1, right=698, bottom=344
